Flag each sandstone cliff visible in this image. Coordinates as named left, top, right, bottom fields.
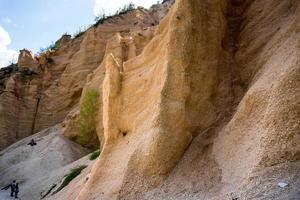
left=0, top=59, right=41, bottom=150
left=0, top=0, right=299, bottom=199
left=74, top=0, right=300, bottom=199
left=0, top=2, right=172, bottom=150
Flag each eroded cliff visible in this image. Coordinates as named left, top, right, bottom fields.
left=0, top=0, right=299, bottom=199
left=0, top=1, right=173, bottom=150
left=74, top=0, right=300, bottom=199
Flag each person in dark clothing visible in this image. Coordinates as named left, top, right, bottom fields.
left=27, top=139, right=37, bottom=146
left=1, top=180, right=16, bottom=197
left=14, top=183, right=19, bottom=199
left=10, top=180, right=16, bottom=197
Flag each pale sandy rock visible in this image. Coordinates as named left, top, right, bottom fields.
left=0, top=71, right=41, bottom=150
left=1, top=0, right=299, bottom=199
left=62, top=15, right=159, bottom=148
left=17, top=49, right=38, bottom=71
left=33, top=6, right=167, bottom=134
left=61, top=107, right=80, bottom=141
left=55, top=34, right=72, bottom=48
left=73, top=0, right=300, bottom=199
left=76, top=0, right=228, bottom=199
left=0, top=4, right=170, bottom=150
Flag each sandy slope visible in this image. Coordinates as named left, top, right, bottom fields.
left=0, top=125, right=94, bottom=200
left=1, top=0, right=299, bottom=199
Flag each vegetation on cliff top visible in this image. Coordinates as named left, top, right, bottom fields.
left=73, top=27, right=87, bottom=39
left=38, top=42, right=60, bottom=55
left=76, top=89, right=100, bottom=149
left=94, top=3, right=136, bottom=27
left=73, top=3, right=137, bottom=40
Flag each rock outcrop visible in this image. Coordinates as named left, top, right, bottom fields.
left=0, top=0, right=299, bottom=199
left=74, top=0, right=299, bottom=199
left=0, top=55, right=41, bottom=150
left=18, top=49, right=39, bottom=71
left=60, top=4, right=173, bottom=147
left=0, top=3, right=172, bottom=150
left=76, top=0, right=228, bottom=199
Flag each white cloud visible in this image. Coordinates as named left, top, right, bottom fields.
left=94, top=0, right=161, bottom=16
left=0, top=26, right=18, bottom=68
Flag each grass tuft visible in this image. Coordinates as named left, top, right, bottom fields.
left=53, top=165, right=87, bottom=194
left=94, top=3, right=136, bottom=27
left=73, top=27, right=88, bottom=39
left=89, top=149, right=101, bottom=160
left=71, top=3, right=137, bottom=40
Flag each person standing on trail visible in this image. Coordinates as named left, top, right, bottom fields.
left=10, top=180, right=16, bottom=197
left=14, top=182, right=19, bottom=199
left=1, top=180, right=17, bottom=198
left=1, top=181, right=13, bottom=197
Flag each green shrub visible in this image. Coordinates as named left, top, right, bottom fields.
left=76, top=89, right=100, bottom=148
left=89, top=149, right=101, bottom=160
left=53, top=165, right=87, bottom=194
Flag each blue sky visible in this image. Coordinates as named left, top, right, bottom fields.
left=0, top=0, right=159, bottom=68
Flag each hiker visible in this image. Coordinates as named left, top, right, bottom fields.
left=1, top=180, right=16, bottom=197
left=11, top=180, right=16, bottom=197
left=14, top=182, right=19, bottom=199
left=27, top=139, right=37, bottom=146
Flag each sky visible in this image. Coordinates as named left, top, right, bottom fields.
left=0, top=0, right=160, bottom=68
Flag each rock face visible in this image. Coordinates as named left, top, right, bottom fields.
left=76, top=0, right=228, bottom=199
left=0, top=4, right=172, bottom=150
left=0, top=0, right=300, bottom=199
left=60, top=4, right=173, bottom=147
left=18, top=49, right=39, bottom=70
left=74, top=0, right=300, bottom=199
left=0, top=61, right=41, bottom=150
